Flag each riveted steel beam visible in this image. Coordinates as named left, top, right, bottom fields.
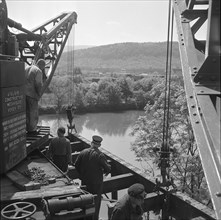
left=173, top=0, right=220, bottom=219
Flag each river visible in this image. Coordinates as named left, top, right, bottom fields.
left=39, top=110, right=145, bottom=169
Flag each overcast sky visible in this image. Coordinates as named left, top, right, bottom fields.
left=6, top=0, right=206, bottom=46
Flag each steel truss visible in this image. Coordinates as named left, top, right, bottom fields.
left=172, top=0, right=220, bottom=218
left=8, top=12, right=77, bottom=96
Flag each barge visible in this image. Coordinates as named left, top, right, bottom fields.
left=0, top=129, right=217, bottom=219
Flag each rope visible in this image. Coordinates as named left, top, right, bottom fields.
left=161, top=0, right=174, bottom=185
left=66, top=26, right=75, bottom=105
left=70, top=25, right=75, bottom=104
left=165, top=9, right=174, bottom=146
left=162, top=0, right=172, bottom=146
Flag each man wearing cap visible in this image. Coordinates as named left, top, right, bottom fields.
left=49, top=127, right=72, bottom=172
left=110, top=183, right=146, bottom=220
left=75, top=135, right=111, bottom=220
left=25, top=59, right=46, bottom=134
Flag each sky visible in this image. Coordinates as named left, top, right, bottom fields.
left=6, top=0, right=206, bottom=47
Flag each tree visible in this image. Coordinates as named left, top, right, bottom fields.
left=116, top=77, right=133, bottom=103
left=74, top=86, right=85, bottom=111
left=49, top=75, right=69, bottom=113
left=85, top=82, right=99, bottom=108
left=131, top=76, right=210, bottom=203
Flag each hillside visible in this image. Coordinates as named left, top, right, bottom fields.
left=58, top=42, right=181, bottom=74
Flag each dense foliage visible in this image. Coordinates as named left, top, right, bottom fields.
left=130, top=76, right=210, bottom=205
left=40, top=71, right=159, bottom=114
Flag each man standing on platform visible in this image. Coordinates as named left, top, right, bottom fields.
left=75, top=135, right=111, bottom=220
left=49, top=127, right=72, bottom=172
left=25, top=59, right=45, bottom=134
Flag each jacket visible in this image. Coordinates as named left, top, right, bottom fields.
left=49, top=137, right=72, bottom=164
left=25, top=64, right=43, bottom=100
left=75, top=147, right=111, bottom=184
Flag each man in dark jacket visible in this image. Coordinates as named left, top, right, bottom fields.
left=49, top=127, right=72, bottom=172
left=110, top=183, right=146, bottom=220
left=75, top=135, right=111, bottom=220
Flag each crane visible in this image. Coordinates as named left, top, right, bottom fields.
left=172, top=0, right=220, bottom=218
left=0, top=0, right=77, bottom=173
left=6, top=10, right=77, bottom=97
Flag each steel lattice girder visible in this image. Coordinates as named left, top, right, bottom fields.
left=172, top=0, right=220, bottom=219
left=13, top=12, right=77, bottom=96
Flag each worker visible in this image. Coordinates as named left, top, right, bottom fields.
left=74, top=135, right=111, bottom=220
left=48, top=127, right=72, bottom=172
left=110, top=183, right=146, bottom=220
left=25, top=59, right=45, bottom=134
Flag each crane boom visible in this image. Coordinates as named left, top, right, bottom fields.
left=172, top=0, right=220, bottom=218
left=12, top=11, right=77, bottom=96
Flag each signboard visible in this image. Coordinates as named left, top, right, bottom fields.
left=0, top=113, right=26, bottom=172
left=1, top=86, right=25, bottom=117
left=0, top=60, right=26, bottom=174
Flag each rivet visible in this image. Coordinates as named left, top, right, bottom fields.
left=200, top=90, right=204, bottom=93
left=193, top=113, right=197, bottom=116
left=195, top=121, right=200, bottom=124
left=191, top=105, right=195, bottom=108
left=190, top=96, right=193, bottom=98
left=216, top=192, right=221, bottom=197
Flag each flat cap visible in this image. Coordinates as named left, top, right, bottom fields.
left=128, top=183, right=145, bottom=197
left=92, top=135, right=103, bottom=145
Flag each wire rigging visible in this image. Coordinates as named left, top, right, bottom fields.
left=67, top=27, right=75, bottom=105
left=160, top=0, right=175, bottom=185
left=66, top=25, right=77, bottom=133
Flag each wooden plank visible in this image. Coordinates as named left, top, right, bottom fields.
left=6, top=170, right=35, bottom=191
left=1, top=185, right=83, bottom=202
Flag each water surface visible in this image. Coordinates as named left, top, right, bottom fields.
left=39, top=110, right=145, bottom=169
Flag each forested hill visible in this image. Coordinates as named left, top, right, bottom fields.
left=59, top=42, right=181, bottom=74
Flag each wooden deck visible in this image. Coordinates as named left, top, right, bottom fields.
left=26, top=126, right=50, bottom=154
left=0, top=132, right=95, bottom=220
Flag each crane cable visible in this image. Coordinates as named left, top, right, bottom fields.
left=161, top=0, right=174, bottom=185
left=67, top=25, right=75, bottom=105
left=66, top=25, right=77, bottom=133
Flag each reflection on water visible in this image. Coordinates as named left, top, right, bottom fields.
left=39, top=110, right=144, bottom=168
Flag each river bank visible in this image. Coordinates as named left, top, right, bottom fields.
left=39, top=103, right=144, bottom=115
